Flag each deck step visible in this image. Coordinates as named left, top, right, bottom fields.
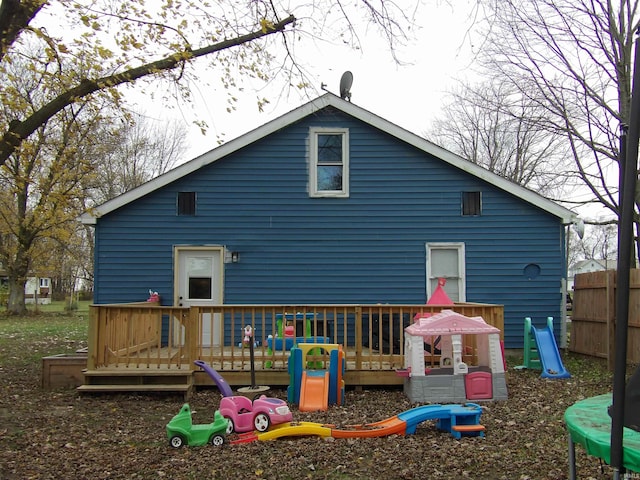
left=79, top=369, right=194, bottom=399
left=83, top=369, right=193, bottom=376
left=78, top=384, right=191, bottom=392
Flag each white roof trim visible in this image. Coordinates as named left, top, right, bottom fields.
left=81, top=93, right=577, bottom=224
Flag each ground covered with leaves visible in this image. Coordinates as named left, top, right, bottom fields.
left=0, top=314, right=632, bottom=479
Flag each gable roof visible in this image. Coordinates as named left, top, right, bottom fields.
left=406, top=310, right=501, bottom=336
left=81, top=93, right=578, bottom=224
left=569, top=259, right=616, bottom=274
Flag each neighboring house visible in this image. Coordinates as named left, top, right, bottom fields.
left=567, top=259, right=616, bottom=293
left=0, top=263, right=49, bottom=304
left=24, top=276, right=52, bottom=305
left=0, top=263, right=6, bottom=288
left=81, top=93, right=578, bottom=348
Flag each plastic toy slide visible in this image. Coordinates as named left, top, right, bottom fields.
left=230, top=403, right=485, bottom=443
left=251, top=421, right=333, bottom=441
left=298, top=371, right=330, bottom=412
left=330, top=416, right=407, bottom=438
left=531, top=325, right=571, bottom=379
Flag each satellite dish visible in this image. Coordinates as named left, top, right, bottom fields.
left=573, top=218, right=585, bottom=239
left=339, top=71, right=353, bottom=101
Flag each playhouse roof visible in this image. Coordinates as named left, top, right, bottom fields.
left=406, top=309, right=501, bottom=336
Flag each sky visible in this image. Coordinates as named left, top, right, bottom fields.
left=125, top=1, right=611, bottom=225
left=133, top=1, right=480, bottom=161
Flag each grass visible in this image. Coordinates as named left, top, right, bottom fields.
left=0, top=310, right=89, bottom=367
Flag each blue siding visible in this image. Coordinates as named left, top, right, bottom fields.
left=93, top=107, right=567, bottom=348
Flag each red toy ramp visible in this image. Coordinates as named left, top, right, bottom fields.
left=299, top=371, right=329, bottom=412
left=330, top=416, right=407, bottom=438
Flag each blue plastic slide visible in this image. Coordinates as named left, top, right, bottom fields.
left=531, top=325, right=571, bottom=379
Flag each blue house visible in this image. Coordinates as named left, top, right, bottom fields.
left=81, top=93, right=578, bottom=349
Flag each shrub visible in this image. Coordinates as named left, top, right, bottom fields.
left=64, top=297, right=78, bottom=312
left=78, top=290, right=93, bottom=301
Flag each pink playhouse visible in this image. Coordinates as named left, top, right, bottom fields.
left=403, top=309, right=508, bottom=403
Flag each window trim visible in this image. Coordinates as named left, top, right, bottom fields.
left=425, top=242, right=466, bottom=302
left=309, top=127, right=349, bottom=197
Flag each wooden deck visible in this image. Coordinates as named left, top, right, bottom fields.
left=77, top=303, right=504, bottom=396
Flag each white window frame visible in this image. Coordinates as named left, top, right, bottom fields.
left=309, top=127, right=349, bottom=197
left=425, top=242, right=466, bottom=302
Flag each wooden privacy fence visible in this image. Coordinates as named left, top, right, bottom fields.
left=87, top=303, right=504, bottom=383
left=570, top=269, right=640, bottom=368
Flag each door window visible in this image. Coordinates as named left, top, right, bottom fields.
left=186, top=257, right=213, bottom=300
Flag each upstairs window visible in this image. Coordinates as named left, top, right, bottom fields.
left=309, top=127, right=349, bottom=197
left=178, top=192, right=196, bottom=216
left=462, top=191, right=481, bottom=216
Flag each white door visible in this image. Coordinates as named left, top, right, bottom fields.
left=176, top=247, right=223, bottom=346
left=425, top=243, right=466, bottom=301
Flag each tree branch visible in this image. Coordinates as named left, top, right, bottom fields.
left=0, top=13, right=296, bottom=167
left=0, top=0, right=46, bottom=62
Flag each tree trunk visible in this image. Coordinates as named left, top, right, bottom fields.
left=7, top=275, right=27, bottom=315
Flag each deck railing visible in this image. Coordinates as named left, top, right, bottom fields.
left=87, top=303, right=504, bottom=373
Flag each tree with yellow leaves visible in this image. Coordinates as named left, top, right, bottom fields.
left=0, top=1, right=415, bottom=313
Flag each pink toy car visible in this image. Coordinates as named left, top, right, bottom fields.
left=220, top=395, right=292, bottom=433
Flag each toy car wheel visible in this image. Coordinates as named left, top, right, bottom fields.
left=225, top=418, right=235, bottom=434
left=254, top=413, right=270, bottom=432
left=169, top=435, right=185, bottom=448
left=210, top=434, right=225, bottom=447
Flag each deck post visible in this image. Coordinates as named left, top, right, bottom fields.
left=185, top=308, right=199, bottom=364
left=87, top=305, right=98, bottom=370
left=355, top=306, right=362, bottom=370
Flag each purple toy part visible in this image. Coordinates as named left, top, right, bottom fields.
left=194, top=360, right=234, bottom=397
left=219, top=395, right=293, bottom=434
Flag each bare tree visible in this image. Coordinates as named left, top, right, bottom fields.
left=88, top=114, right=188, bottom=204
left=476, top=0, right=638, bottom=257
left=575, top=223, right=618, bottom=261
left=429, top=79, right=570, bottom=198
